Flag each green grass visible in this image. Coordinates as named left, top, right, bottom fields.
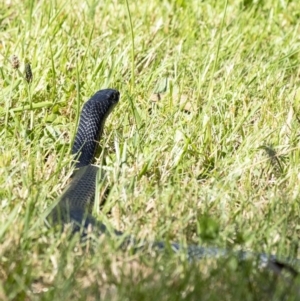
left=1, top=0, right=300, bottom=299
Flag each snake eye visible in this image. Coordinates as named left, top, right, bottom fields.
left=112, top=90, right=120, bottom=102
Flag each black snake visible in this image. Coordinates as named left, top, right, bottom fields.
left=47, top=88, right=299, bottom=276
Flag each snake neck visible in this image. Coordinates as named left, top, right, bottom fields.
left=72, top=90, right=118, bottom=168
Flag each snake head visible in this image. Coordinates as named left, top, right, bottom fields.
left=91, top=89, right=120, bottom=115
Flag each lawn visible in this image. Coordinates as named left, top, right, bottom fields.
left=1, top=0, right=300, bottom=300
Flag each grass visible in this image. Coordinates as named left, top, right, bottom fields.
left=1, top=0, right=300, bottom=299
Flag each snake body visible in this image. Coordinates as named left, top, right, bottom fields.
left=48, top=89, right=119, bottom=233
left=47, top=88, right=298, bottom=275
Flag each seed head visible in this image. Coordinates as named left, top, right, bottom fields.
left=11, top=55, right=20, bottom=69
left=25, top=63, right=33, bottom=83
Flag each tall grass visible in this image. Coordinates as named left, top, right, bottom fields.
left=1, top=0, right=300, bottom=299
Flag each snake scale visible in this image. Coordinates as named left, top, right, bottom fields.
left=47, top=88, right=299, bottom=276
